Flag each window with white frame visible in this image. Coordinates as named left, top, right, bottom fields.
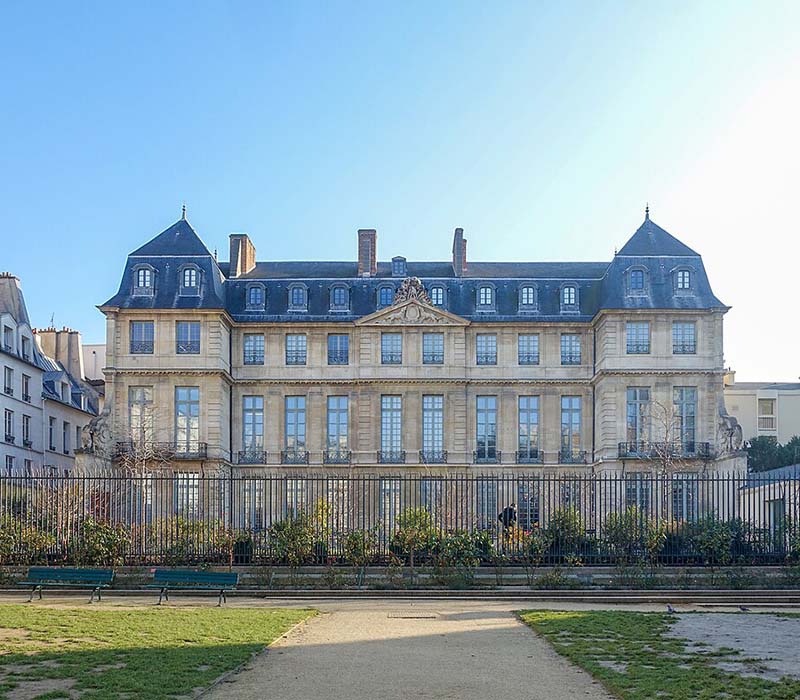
left=519, top=285, right=537, bottom=310
left=246, top=285, right=265, bottom=309
left=330, top=285, right=349, bottom=311
left=243, top=334, right=265, bottom=365
left=758, top=398, right=776, bottom=431
left=3, top=409, right=13, bottom=442
left=560, top=334, right=581, bottom=365
left=288, top=284, right=307, bottom=311
left=561, top=285, right=577, bottom=308
left=285, top=334, right=306, bottom=365
left=428, top=285, right=445, bottom=306
left=174, top=387, right=200, bottom=453
left=626, top=321, right=650, bottom=354
left=629, top=268, right=646, bottom=293
left=3, top=366, right=12, bottom=395
left=422, top=333, right=444, bottom=364
left=477, top=285, right=495, bottom=310
left=242, top=396, right=264, bottom=454
left=175, top=473, right=199, bottom=518
left=176, top=321, right=201, bottom=354
left=560, top=396, right=581, bottom=460
left=518, top=334, right=539, bottom=365
left=130, top=321, right=154, bottom=354
left=476, top=478, right=497, bottom=530
left=378, top=285, right=394, bottom=308
left=128, top=386, right=154, bottom=445
left=326, top=396, right=349, bottom=458
left=180, top=267, right=199, bottom=295
left=133, top=267, right=154, bottom=295
left=626, top=387, right=650, bottom=449
left=675, top=269, right=691, bottom=291
left=518, top=396, right=540, bottom=461
left=475, top=396, right=497, bottom=462
left=327, top=334, right=349, bottom=365
left=421, top=395, right=444, bottom=462
left=476, top=334, right=497, bottom=365
left=673, top=387, right=697, bottom=452
left=381, top=333, right=402, bottom=364
left=284, top=396, right=307, bottom=454
left=380, top=395, right=402, bottom=460
left=672, top=322, right=696, bottom=354
left=380, top=478, right=401, bottom=533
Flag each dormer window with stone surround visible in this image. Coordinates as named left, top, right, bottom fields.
left=519, top=284, right=538, bottom=312
left=627, top=267, right=648, bottom=296
left=428, top=285, right=445, bottom=307
left=288, top=283, right=308, bottom=312
left=179, top=266, right=200, bottom=296
left=476, top=284, right=495, bottom=312
left=391, top=257, right=407, bottom=277
left=132, top=266, right=155, bottom=296
left=377, top=285, right=394, bottom=308
left=674, top=268, right=692, bottom=293
left=560, top=284, right=579, bottom=313
left=246, top=284, right=265, bottom=310
left=329, top=284, right=350, bottom=312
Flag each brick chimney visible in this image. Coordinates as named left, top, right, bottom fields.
left=452, top=228, right=467, bottom=277
left=229, top=233, right=256, bottom=278
left=357, top=229, right=377, bottom=277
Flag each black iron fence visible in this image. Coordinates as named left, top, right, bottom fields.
left=0, top=472, right=797, bottom=567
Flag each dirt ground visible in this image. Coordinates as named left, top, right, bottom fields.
left=667, top=612, right=800, bottom=682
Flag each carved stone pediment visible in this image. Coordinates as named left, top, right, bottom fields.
left=356, top=299, right=469, bottom=327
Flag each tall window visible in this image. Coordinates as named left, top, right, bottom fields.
left=422, top=395, right=444, bottom=462
left=63, top=421, right=70, bottom=453
left=476, top=478, right=497, bottom=530
left=626, top=387, right=651, bottom=449
left=284, top=396, right=307, bottom=455
left=247, top=285, right=264, bottom=308
left=422, top=333, right=444, bottom=364
left=758, top=398, right=776, bottom=431
left=176, top=321, right=201, bottom=354
left=380, top=395, right=402, bottom=462
left=381, top=333, right=402, bottom=364
left=626, top=322, right=650, bottom=354
left=675, top=269, right=691, bottom=290
left=562, top=285, right=577, bottom=306
left=242, top=396, right=264, bottom=454
left=560, top=334, right=581, bottom=365
left=518, top=479, right=540, bottom=529
left=391, top=257, right=407, bottom=276
left=477, top=285, right=494, bottom=309
left=330, top=285, right=349, bottom=311
left=22, top=414, right=31, bottom=445
left=518, top=396, right=540, bottom=461
left=378, top=286, right=394, bottom=307
left=134, top=267, right=153, bottom=294
left=629, top=269, right=645, bottom=291
left=518, top=334, right=539, bottom=365
left=673, top=387, right=697, bottom=452
left=2, top=325, right=13, bottom=351
left=380, top=478, right=401, bottom=533
left=175, top=473, right=199, bottom=518
left=560, top=396, right=581, bottom=460
left=174, top=387, right=200, bottom=453
left=285, top=334, right=306, bottom=365
left=3, top=367, right=12, bottom=394
left=130, top=321, right=154, bottom=354
left=288, top=285, right=307, bottom=310
left=429, top=286, right=444, bottom=306
left=243, top=333, right=265, bottom=365
left=326, top=396, right=349, bottom=460
left=48, top=416, right=56, bottom=450
left=672, top=322, right=696, bottom=354
left=286, top=477, right=307, bottom=515
left=327, top=334, right=349, bottom=365
left=421, top=477, right=443, bottom=522
left=625, top=473, right=651, bottom=512
left=3, top=409, right=13, bottom=442
left=128, top=386, right=153, bottom=444
left=475, top=396, right=497, bottom=462
left=519, top=285, right=537, bottom=309
left=181, top=268, right=198, bottom=293
left=672, top=475, right=697, bottom=521
left=21, top=336, right=30, bottom=361
left=476, top=334, right=497, bottom=365
left=22, top=374, right=30, bottom=402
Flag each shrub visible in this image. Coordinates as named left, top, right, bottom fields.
left=0, top=517, right=55, bottom=565
left=546, top=508, right=592, bottom=560
left=519, top=527, right=554, bottom=585
left=391, top=508, right=439, bottom=572
left=70, top=518, right=130, bottom=566
left=343, top=527, right=379, bottom=586
left=603, top=507, right=666, bottom=567
left=268, top=513, right=315, bottom=576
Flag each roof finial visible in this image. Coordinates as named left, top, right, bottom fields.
left=181, top=202, right=186, bottom=220
left=645, top=203, right=650, bottom=220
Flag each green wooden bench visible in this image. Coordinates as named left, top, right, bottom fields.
left=148, top=569, right=239, bottom=606
left=18, top=567, right=115, bottom=603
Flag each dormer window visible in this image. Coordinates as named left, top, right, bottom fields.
left=392, top=257, right=407, bottom=277
left=519, top=284, right=538, bottom=311
left=676, top=269, right=691, bottom=291
left=630, top=269, right=644, bottom=290
left=288, top=284, right=308, bottom=312
left=330, top=284, right=350, bottom=312
left=132, top=266, right=155, bottom=296
left=378, top=285, right=395, bottom=308
left=428, top=285, right=445, bottom=307
left=179, top=266, right=200, bottom=296
left=477, top=284, right=495, bottom=311
left=246, top=284, right=265, bottom=310
left=560, top=284, right=579, bottom=313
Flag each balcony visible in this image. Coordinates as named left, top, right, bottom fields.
left=3, top=386, right=12, bottom=396
left=114, top=441, right=208, bottom=460
left=617, top=441, right=714, bottom=460
left=378, top=450, right=406, bottom=464
left=22, top=393, right=31, bottom=403
left=561, top=354, right=581, bottom=365
left=518, top=353, right=540, bottom=366
left=324, top=449, right=352, bottom=465
left=285, top=353, right=306, bottom=366
left=381, top=353, right=402, bottom=365
left=516, top=449, right=543, bottom=464
left=422, top=353, right=444, bottom=365
left=2, top=344, right=12, bottom=353
left=23, top=439, right=32, bottom=448
left=560, top=449, right=587, bottom=464
left=419, top=449, right=447, bottom=464
left=673, top=343, right=696, bottom=354
left=626, top=343, right=650, bottom=354
left=176, top=341, right=200, bottom=354
left=238, top=450, right=268, bottom=465
left=758, top=416, right=776, bottom=431
left=473, top=449, right=501, bottom=464
left=243, top=352, right=264, bottom=365
left=130, top=341, right=154, bottom=354
left=476, top=354, right=497, bottom=366
left=4, top=434, right=15, bottom=444
left=281, top=449, right=309, bottom=465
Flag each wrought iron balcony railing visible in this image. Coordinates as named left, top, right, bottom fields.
left=560, top=449, right=587, bottom=464
left=378, top=450, right=406, bottom=464
left=518, top=353, right=540, bottom=365
left=381, top=353, right=402, bottom=365
left=23, top=439, right=33, bottom=448
left=422, top=353, right=444, bottom=364
left=473, top=449, right=501, bottom=464
left=176, top=341, right=200, bottom=354
left=22, top=393, right=31, bottom=403
left=285, top=352, right=307, bottom=365
left=324, top=449, right=352, bottom=465
left=3, top=386, right=12, bottom=396
left=114, top=441, right=208, bottom=459
left=561, top=353, right=581, bottom=365
left=281, top=449, right=309, bottom=465
left=516, top=449, right=543, bottom=464
left=238, top=450, right=268, bottom=465
left=419, top=449, right=447, bottom=464
left=476, top=354, right=497, bottom=366
left=327, top=353, right=349, bottom=365
left=4, top=434, right=15, bottom=444
left=626, top=343, right=650, bottom=354
left=130, top=341, right=154, bottom=354
left=673, top=343, right=696, bottom=354
left=617, top=441, right=714, bottom=459
left=243, top=352, right=264, bottom=365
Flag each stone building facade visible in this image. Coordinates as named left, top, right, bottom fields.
left=92, top=210, right=745, bottom=477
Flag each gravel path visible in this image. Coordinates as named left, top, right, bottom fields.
left=204, top=602, right=614, bottom=700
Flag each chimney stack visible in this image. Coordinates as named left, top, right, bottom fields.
left=452, top=227, right=467, bottom=277
left=357, top=229, right=377, bottom=277
left=229, top=233, right=256, bottom=278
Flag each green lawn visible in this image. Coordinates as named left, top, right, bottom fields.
left=0, top=604, right=314, bottom=700
left=519, top=610, right=800, bottom=700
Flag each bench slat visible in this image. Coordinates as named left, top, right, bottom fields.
left=23, top=567, right=114, bottom=584
left=152, top=570, right=238, bottom=586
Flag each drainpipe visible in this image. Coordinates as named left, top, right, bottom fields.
left=591, top=327, right=596, bottom=465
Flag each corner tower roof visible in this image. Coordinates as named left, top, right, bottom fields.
left=130, top=218, right=212, bottom=257
left=617, top=214, right=699, bottom=257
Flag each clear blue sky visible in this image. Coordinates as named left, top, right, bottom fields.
left=2, top=1, right=798, bottom=380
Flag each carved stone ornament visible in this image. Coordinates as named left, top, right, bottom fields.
left=371, top=303, right=453, bottom=326
left=393, top=277, right=431, bottom=305
left=717, top=397, right=743, bottom=453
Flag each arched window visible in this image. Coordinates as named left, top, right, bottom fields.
left=246, top=284, right=265, bottom=309
left=330, top=284, right=350, bottom=311
left=560, top=284, right=579, bottom=312
left=183, top=268, right=197, bottom=288
left=519, top=284, right=537, bottom=310
left=428, top=285, right=445, bottom=307
left=288, top=284, right=308, bottom=311
left=676, top=269, right=691, bottom=290
left=391, top=257, right=407, bottom=277
left=630, top=269, right=644, bottom=290
left=378, top=285, right=394, bottom=308
left=179, top=266, right=200, bottom=296
left=132, top=265, right=155, bottom=295
left=477, top=284, right=495, bottom=310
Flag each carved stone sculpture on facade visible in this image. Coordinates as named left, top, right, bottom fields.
left=393, top=277, right=432, bottom=305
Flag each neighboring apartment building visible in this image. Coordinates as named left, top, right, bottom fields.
left=0, top=273, right=99, bottom=474
left=91, top=209, right=745, bottom=477
left=724, top=372, right=800, bottom=444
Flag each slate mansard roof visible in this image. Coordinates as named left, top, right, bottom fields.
left=101, top=213, right=728, bottom=322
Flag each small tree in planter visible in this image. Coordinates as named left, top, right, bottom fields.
left=691, top=516, right=734, bottom=584
left=268, top=513, right=315, bottom=586
left=519, top=527, right=553, bottom=586
left=545, top=507, right=589, bottom=563
left=343, top=527, right=379, bottom=587
left=432, top=530, right=483, bottom=587
left=391, top=508, right=439, bottom=585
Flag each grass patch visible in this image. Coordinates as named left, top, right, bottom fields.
left=0, top=604, right=314, bottom=700
left=518, top=610, right=800, bottom=700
